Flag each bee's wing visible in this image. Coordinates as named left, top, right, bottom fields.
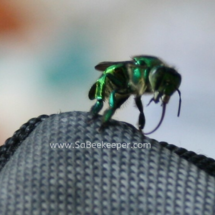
left=95, top=61, right=133, bottom=71
left=132, top=55, right=159, bottom=61
left=126, top=63, right=148, bottom=70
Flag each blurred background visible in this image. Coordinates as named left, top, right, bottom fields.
left=0, top=0, right=215, bottom=158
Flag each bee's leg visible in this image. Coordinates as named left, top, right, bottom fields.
left=88, top=99, right=103, bottom=123
left=134, top=96, right=145, bottom=130
left=88, top=75, right=106, bottom=123
left=90, top=99, right=103, bottom=115
left=100, top=90, right=129, bottom=130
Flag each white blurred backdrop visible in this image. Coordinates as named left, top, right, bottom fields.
left=0, top=0, right=215, bottom=158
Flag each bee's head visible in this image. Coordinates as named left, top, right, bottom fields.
left=149, top=66, right=181, bottom=104
left=144, top=65, right=182, bottom=135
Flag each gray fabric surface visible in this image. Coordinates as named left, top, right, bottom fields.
left=0, top=111, right=214, bottom=215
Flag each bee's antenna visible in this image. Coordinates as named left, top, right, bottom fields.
left=144, top=103, right=166, bottom=135
left=177, top=89, right=181, bottom=117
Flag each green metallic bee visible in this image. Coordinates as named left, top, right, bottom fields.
left=88, top=55, right=181, bottom=134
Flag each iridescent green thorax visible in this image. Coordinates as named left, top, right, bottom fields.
left=126, top=64, right=149, bottom=96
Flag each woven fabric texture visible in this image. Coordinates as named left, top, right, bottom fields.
left=0, top=111, right=214, bottom=215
